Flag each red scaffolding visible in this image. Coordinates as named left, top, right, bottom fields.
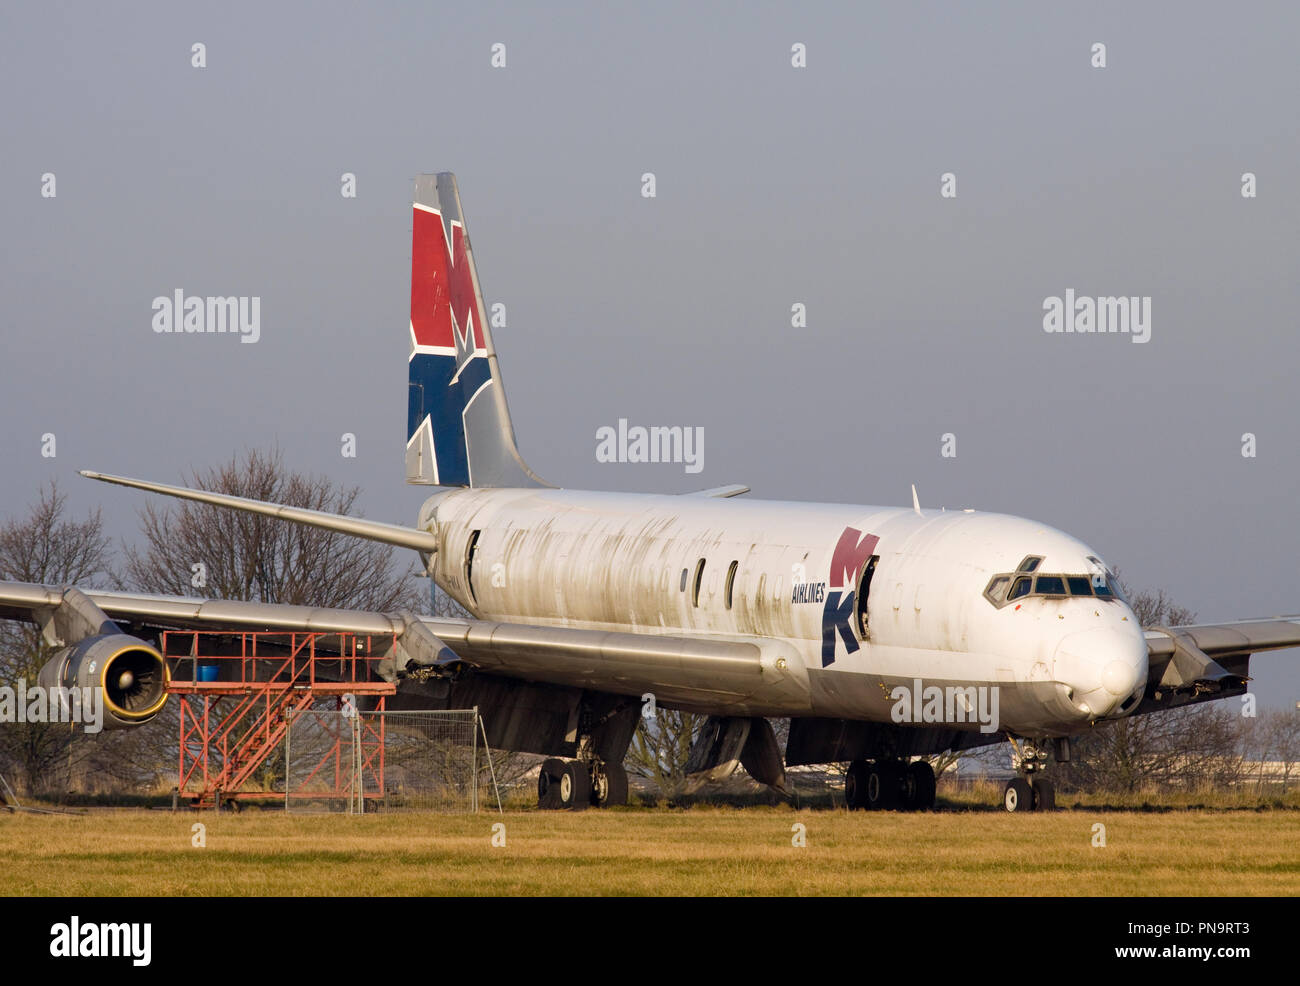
left=163, top=630, right=396, bottom=809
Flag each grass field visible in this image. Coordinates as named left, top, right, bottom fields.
left=4, top=803, right=1298, bottom=896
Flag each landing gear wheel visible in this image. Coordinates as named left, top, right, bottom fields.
left=1031, top=777, right=1056, bottom=812
left=537, top=757, right=566, bottom=809
left=557, top=760, right=590, bottom=811
left=591, top=763, right=628, bottom=808
left=845, top=761, right=868, bottom=810
left=903, top=761, right=936, bottom=812
left=1003, top=777, right=1034, bottom=812
left=865, top=761, right=902, bottom=811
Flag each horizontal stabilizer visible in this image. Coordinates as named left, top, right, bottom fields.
left=686, top=485, right=750, bottom=498
left=80, top=470, right=438, bottom=554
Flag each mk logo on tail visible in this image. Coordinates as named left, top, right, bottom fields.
left=407, top=201, right=491, bottom=487
left=404, top=173, right=544, bottom=490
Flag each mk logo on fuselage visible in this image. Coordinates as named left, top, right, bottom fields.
left=821, top=526, right=878, bottom=667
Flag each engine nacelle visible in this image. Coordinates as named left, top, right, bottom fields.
left=37, top=634, right=169, bottom=730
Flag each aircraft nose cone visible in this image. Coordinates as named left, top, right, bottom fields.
left=1102, top=659, right=1139, bottom=697
left=1054, top=624, right=1148, bottom=718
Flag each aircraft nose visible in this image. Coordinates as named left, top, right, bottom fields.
left=1054, top=624, right=1148, bottom=718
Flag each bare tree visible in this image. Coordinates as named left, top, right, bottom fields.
left=626, top=707, right=705, bottom=800
left=1056, top=704, right=1245, bottom=793
left=431, top=584, right=470, bottom=619
left=1117, top=575, right=1196, bottom=628
left=1255, top=708, right=1300, bottom=793
left=121, top=447, right=421, bottom=611
left=0, top=481, right=112, bottom=795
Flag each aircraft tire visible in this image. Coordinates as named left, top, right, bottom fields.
left=592, top=763, right=628, bottom=808
left=1003, top=778, right=1034, bottom=812
left=866, top=761, right=902, bottom=811
left=905, top=761, right=936, bottom=811
left=538, top=758, right=566, bottom=809
left=557, top=760, right=590, bottom=811
left=845, top=761, right=868, bottom=810
left=1032, top=777, right=1056, bottom=812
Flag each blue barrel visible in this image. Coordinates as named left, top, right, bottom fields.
left=196, top=663, right=220, bottom=682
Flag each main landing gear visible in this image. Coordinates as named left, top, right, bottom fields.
left=844, top=759, right=936, bottom=811
left=1002, top=737, right=1058, bottom=813
left=537, top=757, right=628, bottom=811
left=535, top=699, right=638, bottom=810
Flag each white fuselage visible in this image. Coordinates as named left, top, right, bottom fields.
left=420, top=488, right=1149, bottom=738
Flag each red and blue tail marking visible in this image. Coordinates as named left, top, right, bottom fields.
left=405, top=174, right=541, bottom=489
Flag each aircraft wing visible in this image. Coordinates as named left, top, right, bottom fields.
left=0, top=581, right=793, bottom=712
left=1144, top=617, right=1300, bottom=658
left=1142, top=617, right=1300, bottom=696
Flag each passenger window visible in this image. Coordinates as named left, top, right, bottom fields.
left=1067, top=576, right=1092, bottom=596
left=724, top=560, right=738, bottom=610
left=692, top=558, right=706, bottom=607
left=680, top=568, right=688, bottom=592
left=1008, top=577, right=1031, bottom=600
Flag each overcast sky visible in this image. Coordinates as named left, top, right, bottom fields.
left=2, top=2, right=1298, bottom=707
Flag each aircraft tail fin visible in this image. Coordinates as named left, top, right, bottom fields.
left=406, top=173, right=545, bottom=488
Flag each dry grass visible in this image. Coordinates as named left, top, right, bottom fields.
left=939, top=779, right=1300, bottom=812
left=3, top=804, right=1298, bottom=896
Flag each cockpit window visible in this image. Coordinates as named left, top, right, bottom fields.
left=1034, top=575, right=1066, bottom=595
left=983, top=575, right=1011, bottom=606
left=1086, top=557, right=1127, bottom=601
left=984, top=561, right=1126, bottom=608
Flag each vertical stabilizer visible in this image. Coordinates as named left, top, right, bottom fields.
left=406, top=173, right=544, bottom=488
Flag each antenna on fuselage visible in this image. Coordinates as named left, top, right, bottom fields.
left=911, top=484, right=923, bottom=517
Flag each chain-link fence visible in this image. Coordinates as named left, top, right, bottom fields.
left=284, top=708, right=501, bottom=813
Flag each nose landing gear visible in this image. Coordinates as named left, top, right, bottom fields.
left=1002, top=737, right=1059, bottom=813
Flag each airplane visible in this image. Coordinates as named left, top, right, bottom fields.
left=4, top=172, right=1298, bottom=812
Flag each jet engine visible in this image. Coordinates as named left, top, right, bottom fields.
left=37, top=633, right=169, bottom=729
